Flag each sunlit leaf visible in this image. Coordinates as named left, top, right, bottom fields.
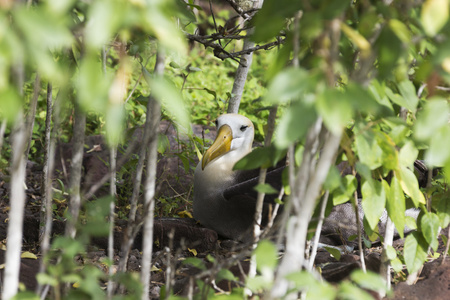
left=398, top=166, right=426, bottom=206
left=355, top=127, right=383, bottom=170
left=333, top=175, right=357, bottom=205
left=437, top=191, right=450, bottom=228
left=341, top=23, right=371, bottom=57
left=324, top=247, right=341, bottom=261
left=316, top=88, right=352, bottom=135
left=254, top=183, right=278, bottom=195
left=425, top=125, right=450, bottom=167
left=414, top=98, right=449, bottom=141
left=274, top=100, right=317, bottom=149
left=85, top=0, right=122, bottom=50
left=216, top=269, right=237, bottom=283
left=264, top=67, right=315, bottom=104
left=350, top=270, right=388, bottom=294
left=387, top=177, right=406, bottom=238
left=149, top=76, right=190, bottom=130
left=404, top=232, right=428, bottom=274
left=182, top=257, right=206, bottom=270
left=254, top=240, right=278, bottom=273
left=399, top=141, right=419, bottom=168
left=397, top=80, right=419, bottom=112
left=21, top=251, right=38, bottom=259
left=420, top=212, right=440, bottom=251
left=361, top=179, right=386, bottom=230
left=338, top=281, right=374, bottom=300
left=421, top=0, right=449, bottom=36
left=389, top=19, right=411, bottom=43
left=252, top=0, right=302, bottom=42
left=188, top=248, right=197, bottom=256
left=233, top=145, right=286, bottom=170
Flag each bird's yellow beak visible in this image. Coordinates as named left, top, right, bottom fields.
left=201, top=124, right=232, bottom=170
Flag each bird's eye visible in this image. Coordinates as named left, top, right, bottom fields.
left=240, top=125, right=248, bottom=132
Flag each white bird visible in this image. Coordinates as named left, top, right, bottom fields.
left=193, top=114, right=283, bottom=241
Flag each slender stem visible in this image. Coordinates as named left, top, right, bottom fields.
left=141, top=49, right=165, bottom=300
left=308, top=191, right=330, bottom=271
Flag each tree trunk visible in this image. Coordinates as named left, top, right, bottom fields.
left=37, top=83, right=58, bottom=296
left=227, top=0, right=264, bottom=114
left=2, top=114, right=27, bottom=300
left=140, top=49, right=164, bottom=300
left=65, top=103, right=86, bottom=238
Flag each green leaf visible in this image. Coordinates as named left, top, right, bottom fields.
left=355, top=127, right=383, bottom=170
left=414, top=98, right=449, bottom=141
left=421, top=0, right=449, bottom=36
left=361, top=179, right=386, bottom=230
left=84, top=0, right=122, bottom=50
left=316, top=88, right=352, bottom=135
left=324, top=247, right=341, bottom=261
left=397, top=80, right=419, bottom=112
left=425, top=125, right=450, bottom=167
left=216, top=269, right=237, bottom=283
left=274, top=100, right=317, bottom=149
left=182, top=257, right=206, bottom=270
left=391, top=257, right=404, bottom=273
left=254, top=183, right=278, bottom=195
left=0, top=87, right=22, bottom=123
left=254, top=240, right=278, bottom=273
left=252, top=0, right=302, bottom=42
left=389, top=19, right=412, bottom=44
left=77, top=54, right=111, bottom=112
left=398, top=166, right=426, bottom=206
left=404, top=232, right=428, bottom=274
left=105, top=104, right=124, bottom=146
left=420, top=212, right=440, bottom=251
left=387, top=177, right=406, bottom=238
left=285, top=271, right=336, bottom=299
left=375, top=131, right=398, bottom=170
left=333, top=175, right=357, bottom=205
left=263, top=67, right=316, bottom=104
left=385, top=87, right=415, bottom=112
left=338, top=281, right=374, bottom=300
left=233, top=145, right=286, bottom=170
left=350, top=270, right=388, bottom=294
left=149, top=76, right=190, bottom=130
left=341, top=23, right=371, bottom=57
left=399, top=141, right=419, bottom=168
left=386, top=245, right=398, bottom=260
left=437, top=192, right=450, bottom=228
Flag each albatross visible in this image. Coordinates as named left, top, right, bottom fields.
left=193, top=114, right=424, bottom=244
left=193, top=114, right=283, bottom=241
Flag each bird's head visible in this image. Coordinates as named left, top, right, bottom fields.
left=201, top=114, right=254, bottom=170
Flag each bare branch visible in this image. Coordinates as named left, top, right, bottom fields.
left=141, top=49, right=164, bottom=300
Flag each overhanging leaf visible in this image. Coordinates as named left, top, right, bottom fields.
left=421, top=0, right=449, bottom=36
left=148, top=75, right=190, bottom=130
left=414, top=98, right=449, bottom=141
left=355, top=127, right=383, bottom=170
left=254, top=183, right=278, bottom=195
left=274, top=100, right=317, bottom=149
left=404, top=232, right=428, bottom=274
left=361, top=179, right=386, bottom=230
left=420, top=212, right=440, bottom=251
left=398, top=166, right=426, bottom=206
left=387, top=177, right=406, bottom=238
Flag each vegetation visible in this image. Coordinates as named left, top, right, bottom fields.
left=0, top=0, right=449, bottom=299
